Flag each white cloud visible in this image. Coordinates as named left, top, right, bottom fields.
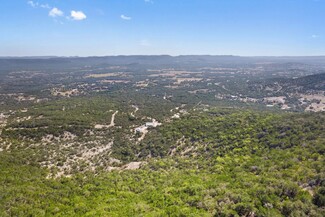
left=40, top=4, right=50, bottom=9
left=49, top=7, right=63, bottom=17
left=121, top=14, right=132, bottom=20
left=27, top=1, right=37, bottom=7
left=71, top=10, right=87, bottom=21
left=27, top=1, right=50, bottom=9
left=312, top=34, right=319, bottom=38
left=28, top=2, right=87, bottom=22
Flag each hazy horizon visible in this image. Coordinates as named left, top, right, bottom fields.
left=1, top=55, right=325, bottom=58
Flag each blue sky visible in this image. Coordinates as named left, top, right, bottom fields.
left=0, top=0, right=324, bottom=56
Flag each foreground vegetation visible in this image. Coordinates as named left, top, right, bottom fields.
left=0, top=108, right=324, bottom=216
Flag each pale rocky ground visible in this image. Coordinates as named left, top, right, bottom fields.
left=85, top=72, right=125, bottom=78
left=263, top=96, right=286, bottom=105
left=300, top=93, right=325, bottom=112
left=0, top=103, right=162, bottom=178
left=51, top=88, right=80, bottom=97
left=0, top=113, right=8, bottom=140
left=94, top=111, right=118, bottom=129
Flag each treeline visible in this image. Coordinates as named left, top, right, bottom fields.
left=137, top=110, right=324, bottom=159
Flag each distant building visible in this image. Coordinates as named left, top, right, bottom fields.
left=135, top=126, right=146, bottom=133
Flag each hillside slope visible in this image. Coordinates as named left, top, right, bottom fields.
left=0, top=110, right=324, bottom=216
